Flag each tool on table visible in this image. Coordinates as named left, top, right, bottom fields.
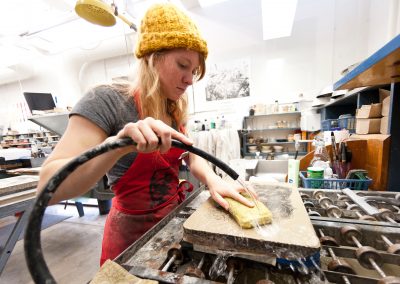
left=330, top=132, right=338, bottom=163
left=338, top=196, right=377, bottom=221
left=339, top=142, right=347, bottom=179
left=330, top=133, right=346, bottom=177
left=345, top=169, right=368, bottom=190
left=341, top=188, right=380, bottom=216
left=333, top=142, right=353, bottom=179
left=345, top=169, right=368, bottom=180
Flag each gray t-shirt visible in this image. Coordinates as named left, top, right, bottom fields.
left=70, top=85, right=139, bottom=186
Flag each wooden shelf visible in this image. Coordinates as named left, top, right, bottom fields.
left=245, top=128, right=300, bottom=132
left=350, top=134, right=390, bottom=141
left=331, top=35, right=400, bottom=191
left=1, top=131, right=60, bottom=150
left=334, top=34, right=400, bottom=90
left=244, top=151, right=307, bottom=157
left=245, top=112, right=300, bottom=119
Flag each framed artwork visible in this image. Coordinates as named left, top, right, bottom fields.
left=191, top=58, right=250, bottom=112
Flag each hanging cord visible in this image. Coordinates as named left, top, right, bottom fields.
left=24, top=137, right=239, bottom=283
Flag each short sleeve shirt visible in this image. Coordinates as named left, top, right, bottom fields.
left=70, top=85, right=139, bottom=185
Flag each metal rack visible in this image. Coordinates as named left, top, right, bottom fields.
left=112, top=187, right=400, bottom=283
left=241, top=112, right=305, bottom=158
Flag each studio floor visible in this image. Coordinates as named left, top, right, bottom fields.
left=0, top=202, right=107, bottom=284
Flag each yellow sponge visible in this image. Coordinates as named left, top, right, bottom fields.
left=224, top=193, right=272, bottom=229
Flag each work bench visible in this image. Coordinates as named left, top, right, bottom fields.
left=0, top=175, right=38, bottom=275
left=112, top=184, right=399, bottom=283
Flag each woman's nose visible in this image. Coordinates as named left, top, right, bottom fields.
left=183, top=72, right=194, bottom=85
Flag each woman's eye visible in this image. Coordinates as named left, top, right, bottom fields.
left=178, top=63, right=187, bottom=69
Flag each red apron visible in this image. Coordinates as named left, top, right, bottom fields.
left=100, top=148, right=192, bottom=265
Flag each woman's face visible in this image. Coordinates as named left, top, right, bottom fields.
left=155, top=49, right=200, bottom=101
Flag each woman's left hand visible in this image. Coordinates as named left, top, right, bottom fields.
left=207, top=176, right=258, bottom=211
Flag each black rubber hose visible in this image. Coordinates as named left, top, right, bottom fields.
left=24, top=137, right=239, bottom=283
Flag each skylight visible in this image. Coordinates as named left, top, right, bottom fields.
left=261, top=0, right=298, bottom=41
left=198, top=0, right=228, bottom=8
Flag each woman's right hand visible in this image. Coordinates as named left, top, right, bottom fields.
left=115, top=117, right=193, bottom=153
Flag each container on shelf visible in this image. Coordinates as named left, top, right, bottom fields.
left=321, top=119, right=340, bottom=131
left=338, top=115, right=356, bottom=133
left=306, top=167, right=324, bottom=188
left=299, top=171, right=372, bottom=190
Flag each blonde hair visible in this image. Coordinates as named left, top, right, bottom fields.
left=116, top=50, right=206, bottom=131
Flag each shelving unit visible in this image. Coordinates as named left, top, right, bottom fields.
left=333, top=34, right=400, bottom=191
left=241, top=111, right=306, bottom=158
left=1, top=132, right=60, bottom=149
left=317, top=85, right=389, bottom=121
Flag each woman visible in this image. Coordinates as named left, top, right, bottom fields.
left=38, top=3, right=255, bottom=265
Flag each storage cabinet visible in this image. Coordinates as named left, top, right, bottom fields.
left=241, top=112, right=307, bottom=158
left=332, top=34, right=400, bottom=191
left=318, top=86, right=390, bottom=132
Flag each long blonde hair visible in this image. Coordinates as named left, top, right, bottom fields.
left=132, top=50, right=206, bottom=130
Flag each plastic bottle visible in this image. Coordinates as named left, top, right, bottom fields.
left=288, top=159, right=300, bottom=187
left=220, top=115, right=226, bottom=129
left=195, top=120, right=202, bottom=131
left=210, top=118, right=216, bottom=129
left=310, top=139, right=331, bottom=168
left=215, top=116, right=220, bottom=130
left=274, top=100, right=279, bottom=113
left=204, top=119, right=209, bottom=131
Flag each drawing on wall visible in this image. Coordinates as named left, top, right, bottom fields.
left=205, top=58, right=250, bottom=101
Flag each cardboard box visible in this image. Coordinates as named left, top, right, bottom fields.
left=379, top=89, right=390, bottom=102
left=356, top=118, right=381, bottom=134
left=356, top=103, right=382, bottom=118
left=381, top=96, right=390, bottom=117
left=380, top=116, right=389, bottom=134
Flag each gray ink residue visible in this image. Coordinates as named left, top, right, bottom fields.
left=253, top=183, right=294, bottom=219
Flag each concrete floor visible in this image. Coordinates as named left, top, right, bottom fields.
left=0, top=202, right=107, bottom=284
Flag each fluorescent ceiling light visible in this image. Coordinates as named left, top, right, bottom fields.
left=198, top=0, right=228, bottom=8
left=262, top=0, right=297, bottom=40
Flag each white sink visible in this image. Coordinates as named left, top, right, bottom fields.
left=248, top=160, right=288, bottom=182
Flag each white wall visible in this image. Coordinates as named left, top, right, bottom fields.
left=188, top=0, right=399, bottom=128
left=0, top=0, right=398, bottom=132
left=0, top=33, right=134, bottom=132
left=0, top=54, right=82, bottom=132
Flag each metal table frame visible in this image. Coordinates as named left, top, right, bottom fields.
left=0, top=197, right=34, bottom=275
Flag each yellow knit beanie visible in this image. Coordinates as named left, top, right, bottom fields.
left=135, top=3, right=208, bottom=59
